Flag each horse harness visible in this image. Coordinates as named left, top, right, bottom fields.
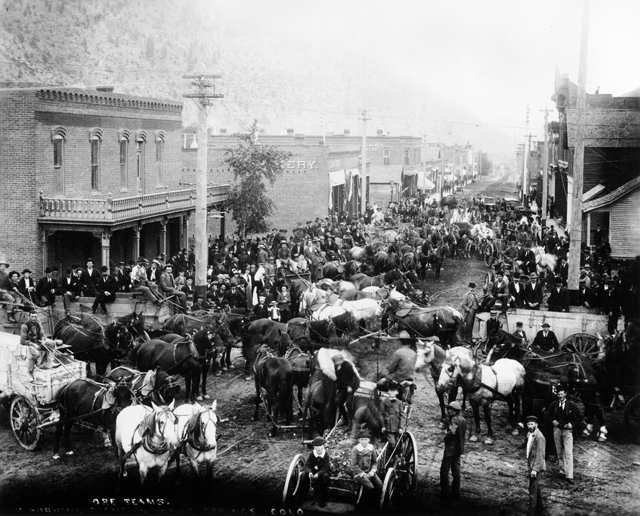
left=129, top=407, right=178, bottom=457
left=180, top=410, right=217, bottom=455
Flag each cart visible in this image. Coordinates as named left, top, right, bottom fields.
left=282, top=380, right=418, bottom=511
left=0, top=332, right=86, bottom=450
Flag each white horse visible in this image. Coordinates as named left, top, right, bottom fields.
left=437, top=350, right=525, bottom=444
left=350, top=246, right=366, bottom=261
left=115, top=401, right=179, bottom=484
left=311, top=303, right=347, bottom=321
left=532, top=246, right=557, bottom=272
left=174, top=401, right=218, bottom=479
left=338, top=298, right=382, bottom=328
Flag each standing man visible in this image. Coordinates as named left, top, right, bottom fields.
left=0, top=259, right=17, bottom=322
left=460, top=282, right=479, bottom=338
left=525, top=272, right=543, bottom=310
left=547, top=278, right=569, bottom=312
left=440, top=401, right=466, bottom=503
left=525, top=415, right=546, bottom=516
left=36, top=267, right=57, bottom=307
left=377, top=331, right=417, bottom=402
left=547, top=384, right=579, bottom=484
left=18, top=269, right=37, bottom=303
left=81, top=258, right=100, bottom=297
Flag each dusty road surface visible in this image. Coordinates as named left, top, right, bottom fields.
left=1, top=178, right=639, bottom=515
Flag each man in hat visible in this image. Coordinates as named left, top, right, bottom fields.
left=440, top=401, right=466, bottom=502
left=378, top=331, right=417, bottom=402
left=351, top=429, right=382, bottom=491
left=130, top=258, right=161, bottom=304
left=36, top=267, right=58, bottom=307
left=525, top=415, right=546, bottom=515
left=80, top=258, right=100, bottom=297
left=20, top=311, right=46, bottom=377
left=460, top=282, right=479, bottom=338
left=305, top=436, right=331, bottom=506
left=603, top=278, right=623, bottom=335
left=532, top=323, right=559, bottom=353
left=267, top=300, right=281, bottom=321
left=525, top=272, right=543, bottom=310
left=0, top=260, right=17, bottom=322
left=547, top=384, right=579, bottom=484
left=380, top=383, right=403, bottom=448
left=147, top=259, right=161, bottom=284
left=92, top=266, right=117, bottom=314
left=332, top=353, right=359, bottom=427
left=18, top=268, right=36, bottom=302
left=159, top=263, right=188, bottom=312
left=509, top=273, right=526, bottom=308
left=492, top=271, right=509, bottom=312
left=547, top=278, right=569, bottom=312
left=253, top=294, right=269, bottom=320
left=512, top=321, right=529, bottom=347
left=485, top=310, right=502, bottom=349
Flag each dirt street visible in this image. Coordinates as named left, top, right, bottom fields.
left=1, top=178, right=639, bottom=515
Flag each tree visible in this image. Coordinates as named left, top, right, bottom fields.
left=225, top=121, right=291, bottom=237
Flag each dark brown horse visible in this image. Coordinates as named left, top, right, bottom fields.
left=242, top=318, right=291, bottom=378
left=253, top=345, right=293, bottom=436
left=107, top=366, right=181, bottom=406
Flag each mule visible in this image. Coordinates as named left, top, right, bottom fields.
left=115, top=401, right=179, bottom=485
left=173, top=401, right=218, bottom=479
left=53, top=378, right=133, bottom=459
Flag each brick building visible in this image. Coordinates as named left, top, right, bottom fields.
left=0, top=87, right=229, bottom=273
left=181, top=131, right=422, bottom=230
left=550, top=75, right=640, bottom=258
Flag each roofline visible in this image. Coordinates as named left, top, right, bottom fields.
left=583, top=175, right=640, bottom=212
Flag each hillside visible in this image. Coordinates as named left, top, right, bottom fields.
left=0, top=0, right=512, bottom=159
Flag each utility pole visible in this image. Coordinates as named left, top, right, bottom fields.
left=360, top=109, right=370, bottom=216
left=568, top=0, right=590, bottom=292
left=522, top=105, right=530, bottom=202
left=440, top=144, right=445, bottom=199
left=183, top=74, right=224, bottom=299
left=541, top=107, right=550, bottom=222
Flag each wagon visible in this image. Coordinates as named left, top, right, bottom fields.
left=0, top=332, right=86, bottom=450
left=282, top=380, right=418, bottom=511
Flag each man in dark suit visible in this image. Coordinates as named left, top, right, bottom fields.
left=18, top=269, right=37, bottom=302
left=253, top=294, right=269, bottom=319
left=602, top=279, right=623, bottom=335
left=159, top=263, right=187, bottom=312
left=547, top=384, right=579, bottom=484
left=532, top=323, right=559, bottom=353
left=92, top=266, right=118, bottom=314
left=525, top=415, right=546, bottom=515
left=81, top=258, right=100, bottom=296
left=525, top=272, right=543, bottom=310
left=36, top=267, right=57, bottom=307
left=547, top=278, right=569, bottom=312
left=509, top=274, right=527, bottom=308
left=440, top=401, right=466, bottom=502
left=59, top=267, right=81, bottom=315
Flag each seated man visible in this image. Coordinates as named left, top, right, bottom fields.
left=159, top=263, right=187, bottom=312
left=531, top=322, right=559, bottom=353
left=36, top=267, right=57, bottom=307
left=0, top=260, right=18, bottom=322
left=305, top=436, right=331, bottom=507
left=20, top=311, right=45, bottom=377
left=351, top=429, right=382, bottom=491
left=58, top=267, right=81, bottom=315
left=377, top=331, right=417, bottom=403
left=485, top=310, right=503, bottom=350
left=511, top=321, right=529, bottom=347
left=130, top=258, right=161, bottom=304
left=92, top=266, right=117, bottom=315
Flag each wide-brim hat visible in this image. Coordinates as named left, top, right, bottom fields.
left=526, top=415, right=538, bottom=423
left=310, top=436, right=325, bottom=447
left=447, top=401, right=462, bottom=412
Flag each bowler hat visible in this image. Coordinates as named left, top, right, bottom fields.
left=526, top=415, right=538, bottom=423
left=447, top=401, right=462, bottom=412
left=22, top=268, right=32, bottom=274
left=541, top=322, right=550, bottom=328
left=100, top=266, right=108, bottom=273
left=357, top=429, right=371, bottom=439
left=45, top=267, right=53, bottom=273
left=468, top=282, right=476, bottom=288
left=310, top=436, right=325, bottom=447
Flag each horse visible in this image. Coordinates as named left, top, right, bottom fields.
left=53, top=314, right=125, bottom=376
left=242, top=318, right=292, bottom=379
left=253, top=345, right=293, bottom=436
left=304, top=348, right=360, bottom=436
left=131, top=336, right=201, bottom=402
left=437, top=348, right=525, bottom=444
left=426, top=243, right=447, bottom=279
left=53, top=378, right=133, bottom=460
left=190, top=323, right=235, bottom=399
left=107, top=366, right=180, bottom=406
left=415, top=340, right=469, bottom=422
left=286, top=317, right=343, bottom=349
left=115, top=401, right=179, bottom=485
left=173, top=401, right=218, bottom=479
left=284, top=345, right=312, bottom=417
left=384, top=299, right=464, bottom=347
left=323, top=261, right=344, bottom=280
left=350, top=273, right=386, bottom=290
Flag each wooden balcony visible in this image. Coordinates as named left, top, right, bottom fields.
left=38, top=184, right=230, bottom=225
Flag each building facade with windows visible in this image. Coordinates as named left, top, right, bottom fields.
left=0, top=87, right=229, bottom=273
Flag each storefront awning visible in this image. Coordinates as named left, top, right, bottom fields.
left=329, top=170, right=345, bottom=186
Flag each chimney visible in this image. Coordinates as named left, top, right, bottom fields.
left=286, top=128, right=294, bottom=135
left=344, top=129, right=351, bottom=135
left=377, top=129, right=384, bottom=136
left=95, top=86, right=114, bottom=93
left=219, top=128, right=227, bottom=134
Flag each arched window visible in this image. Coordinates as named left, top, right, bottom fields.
left=51, top=126, right=67, bottom=193
left=135, top=131, right=147, bottom=193
left=89, top=128, right=103, bottom=191
left=118, top=130, right=130, bottom=190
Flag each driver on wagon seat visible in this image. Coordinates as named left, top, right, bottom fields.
left=377, top=330, right=417, bottom=403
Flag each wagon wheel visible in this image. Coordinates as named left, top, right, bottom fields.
left=396, top=431, right=418, bottom=492
left=379, top=467, right=397, bottom=510
left=560, top=333, right=600, bottom=360
left=376, top=442, right=389, bottom=479
left=10, top=396, right=41, bottom=450
left=282, top=453, right=309, bottom=505
left=624, top=393, right=640, bottom=444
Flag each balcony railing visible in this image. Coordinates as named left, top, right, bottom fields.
left=39, top=184, right=230, bottom=224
